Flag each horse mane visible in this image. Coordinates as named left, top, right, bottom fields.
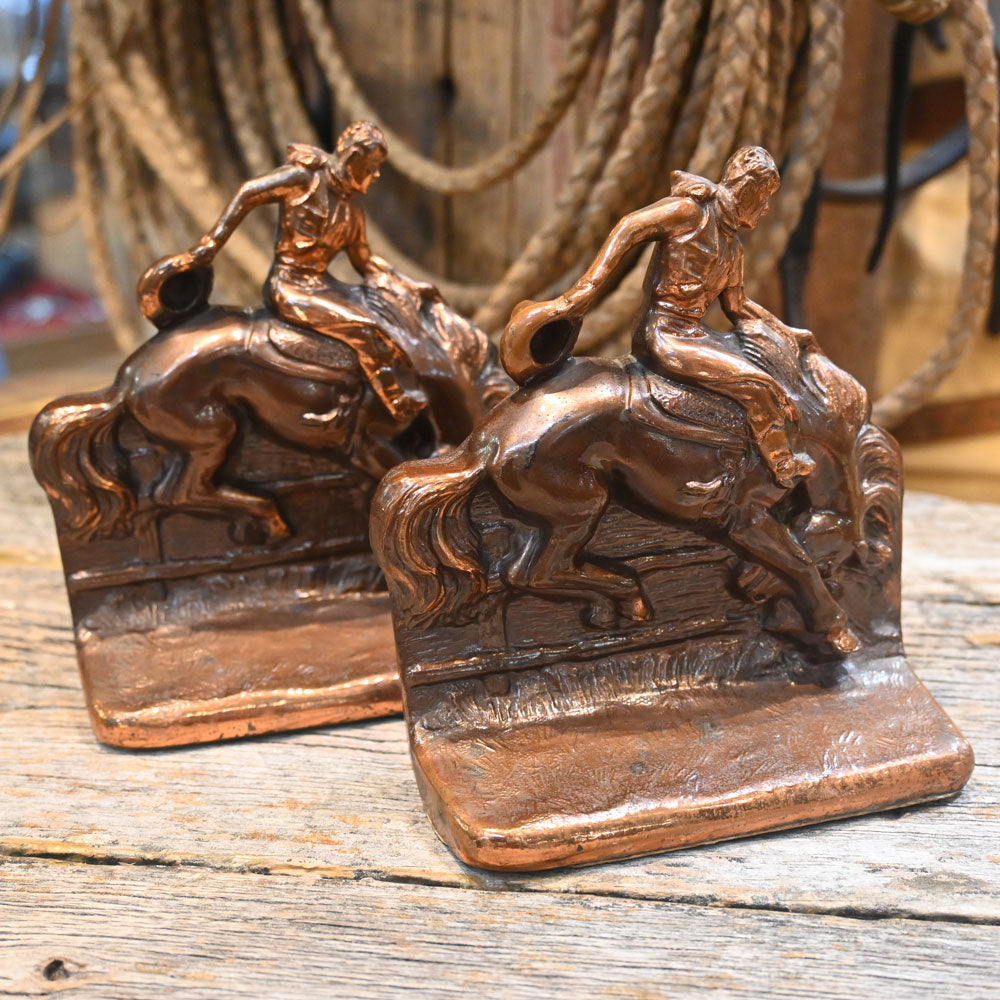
left=737, top=318, right=870, bottom=437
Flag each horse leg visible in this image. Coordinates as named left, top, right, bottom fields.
left=506, top=487, right=650, bottom=629
left=167, top=403, right=290, bottom=540
left=726, top=501, right=859, bottom=654
left=501, top=523, right=544, bottom=591
left=534, top=521, right=651, bottom=628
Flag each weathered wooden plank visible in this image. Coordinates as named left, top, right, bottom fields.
left=445, top=0, right=517, bottom=281
left=2, top=855, right=999, bottom=1000
left=0, top=560, right=997, bottom=922
left=0, top=687, right=996, bottom=922
left=2, top=431, right=999, bottom=924
left=328, top=0, right=450, bottom=277
left=509, top=0, right=585, bottom=267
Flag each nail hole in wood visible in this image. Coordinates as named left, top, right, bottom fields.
left=43, top=959, right=70, bottom=981
left=437, top=73, right=457, bottom=109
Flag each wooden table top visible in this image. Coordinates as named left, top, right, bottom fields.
left=1, top=432, right=998, bottom=998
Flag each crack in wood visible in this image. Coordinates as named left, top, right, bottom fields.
left=5, top=842, right=999, bottom=929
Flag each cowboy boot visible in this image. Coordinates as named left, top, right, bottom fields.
left=365, top=334, right=427, bottom=422
left=756, top=425, right=815, bottom=489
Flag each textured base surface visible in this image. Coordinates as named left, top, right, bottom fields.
left=410, top=654, right=973, bottom=871
left=80, top=591, right=401, bottom=747
left=4, top=417, right=999, bottom=997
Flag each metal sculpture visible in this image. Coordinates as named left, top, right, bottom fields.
left=30, top=122, right=510, bottom=748
left=372, top=147, right=973, bottom=871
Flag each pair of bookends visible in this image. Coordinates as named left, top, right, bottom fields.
left=32, top=134, right=971, bottom=871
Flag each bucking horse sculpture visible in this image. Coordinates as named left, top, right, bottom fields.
left=372, top=147, right=902, bottom=657
left=31, top=122, right=510, bottom=546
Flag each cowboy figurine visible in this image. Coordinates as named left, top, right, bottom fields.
left=188, top=121, right=428, bottom=423
left=502, top=146, right=814, bottom=490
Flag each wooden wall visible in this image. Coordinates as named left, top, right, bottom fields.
left=326, top=1, right=592, bottom=284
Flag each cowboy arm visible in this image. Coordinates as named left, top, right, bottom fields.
left=720, top=283, right=817, bottom=348
left=346, top=206, right=380, bottom=275
left=720, top=282, right=775, bottom=325
left=562, top=197, right=703, bottom=313
left=500, top=198, right=702, bottom=383
left=198, top=165, right=308, bottom=255
left=349, top=209, right=440, bottom=298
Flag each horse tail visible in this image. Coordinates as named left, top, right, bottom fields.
left=371, top=439, right=489, bottom=627
left=29, top=379, right=136, bottom=542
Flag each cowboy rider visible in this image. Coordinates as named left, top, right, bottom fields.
left=189, top=120, right=427, bottom=424
left=501, top=145, right=814, bottom=490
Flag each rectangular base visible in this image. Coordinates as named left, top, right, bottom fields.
left=408, top=654, right=973, bottom=871
left=80, top=591, right=401, bottom=747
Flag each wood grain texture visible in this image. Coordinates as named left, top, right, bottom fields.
left=446, top=0, right=517, bottom=279
left=2, top=430, right=999, bottom=996
left=509, top=0, right=586, bottom=267
left=329, top=0, right=450, bottom=276
left=3, top=855, right=1000, bottom=1000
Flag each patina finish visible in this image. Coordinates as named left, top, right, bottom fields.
left=372, top=147, right=973, bottom=871
left=30, top=121, right=510, bottom=748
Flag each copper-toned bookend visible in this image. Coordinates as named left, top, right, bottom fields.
left=30, top=122, right=510, bottom=748
left=372, top=147, right=973, bottom=872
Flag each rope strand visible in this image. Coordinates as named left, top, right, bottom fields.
left=295, top=0, right=610, bottom=195
left=2, top=0, right=991, bottom=427
left=873, top=0, right=1000, bottom=425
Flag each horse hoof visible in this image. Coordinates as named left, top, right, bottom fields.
left=230, top=518, right=265, bottom=545
left=582, top=601, right=616, bottom=630
left=265, top=518, right=292, bottom=541
left=230, top=516, right=290, bottom=545
left=619, top=595, right=653, bottom=622
left=828, top=624, right=861, bottom=655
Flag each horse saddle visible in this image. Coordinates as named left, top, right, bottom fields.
left=250, top=312, right=361, bottom=381
left=627, top=361, right=746, bottom=450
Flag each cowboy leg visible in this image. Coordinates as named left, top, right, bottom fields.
left=640, top=328, right=811, bottom=488
left=742, top=407, right=815, bottom=489
left=268, top=276, right=426, bottom=422
left=332, top=321, right=427, bottom=422
left=669, top=360, right=804, bottom=485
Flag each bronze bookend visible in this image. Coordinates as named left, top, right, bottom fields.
left=372, top=147, right=972, bottom=871
left=30, top=122, right=510, bottom=747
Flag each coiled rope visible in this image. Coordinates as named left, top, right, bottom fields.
left=871, top=0, right=999, bottom=425
left=0, top=0, right=995, bottom=427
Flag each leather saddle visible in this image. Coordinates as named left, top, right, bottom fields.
left=627, top=360, right=746, bottom=451
left=249, top=311, right=362, bottom=382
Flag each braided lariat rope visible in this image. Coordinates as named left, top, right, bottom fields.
left=748, top=0, right=844, bottom=283
left=297, top=0, right=612, bottom=195
left=472, top=0, right=648, bottom=332
left=577, top=0, right=842, bottom=348
left=0, top=0, right=62, bottom=236
left=0, top=0, right=995, bottom=428
left=872, top=0, right=999, bottom=425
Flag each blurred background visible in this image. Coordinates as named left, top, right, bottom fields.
left=1, top=0, right=998, bottom=500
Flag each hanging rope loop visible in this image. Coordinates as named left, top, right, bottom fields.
left=1, top=0, right=994, bottom=429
